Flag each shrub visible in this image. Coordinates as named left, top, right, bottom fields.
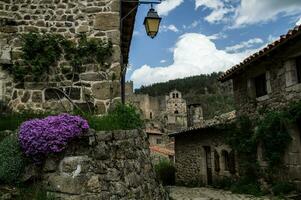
left=230, top=178, right=264, bottom=197
left=19, top=114, right=89, bottom=162
left=0, top=135, right=26, bottom=184
left=0, top=111, right=49, bottom=131
left=212, top=177, right=234, bottom=190
left=155, top=159, right=175, bottom=186
left=272, top=182, right=295, bottom=195
left=80, top=103, right=143, bottom=131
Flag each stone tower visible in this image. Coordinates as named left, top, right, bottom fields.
left=165, top=90, right=187, bottom=130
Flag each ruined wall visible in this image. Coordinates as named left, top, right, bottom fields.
left=41, top=129, right=168, bottom=200
left=0, top=0, right=121, bottom=113
left=174, top=130, right=237, bottom=186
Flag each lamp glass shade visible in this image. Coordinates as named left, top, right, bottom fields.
left=143, top=8, right=161, bottom=39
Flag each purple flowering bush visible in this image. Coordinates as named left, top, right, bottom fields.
left=18, top=114, right=89, bottom=161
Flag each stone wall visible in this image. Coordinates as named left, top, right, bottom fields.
left=232, top=40, right=301, bottom=118
left=41, top=129, right=168, bottom=199
left=232, top=35, right=301, bottom=189
left=174, top=129, right=237, bottom=186
left=0, top=0, right=122, bottom=114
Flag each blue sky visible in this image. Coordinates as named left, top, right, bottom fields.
left=127, top=0, right=301, bottom=88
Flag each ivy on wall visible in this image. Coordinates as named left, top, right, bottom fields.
left=225, top=101, right=301, bottom=179
left=11, top=33, right=113, bottom=82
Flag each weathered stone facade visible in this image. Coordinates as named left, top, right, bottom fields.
left=220, top=25, right=301, bottom=189
left=172, top=128, right=237, bottom=186
left=40, top=129, right=167, bottom=199
left=0, top=0, right=136, bottom=113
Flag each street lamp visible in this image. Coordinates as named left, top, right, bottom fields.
left=143, top=6, right=162, bottom=39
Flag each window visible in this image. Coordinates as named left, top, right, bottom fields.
left=175, top=104, right=177, bottom=106
left=214, top=150, right=220, bottom=172
left=176, top=93, right=179, bottom=98
left=254, top=73, right=267, bottom=97
left=222, top=150, right=230, bottom=171
left=174, top=110, right=179, bottom=114
left=296, top=56, right=301, bottom=83
left=229, top=151, right=236, bottom=174
left=150, top=112, right=153, bottom=119
left=156, top=138, right=162, bottom=144
left=172, top=93, right=175, bottom=98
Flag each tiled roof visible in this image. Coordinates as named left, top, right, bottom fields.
left=219, top=24, right=301, bottom=82
left=169, top=111, right=236, bottom=137
left=150, top=146, right=175, bottom=156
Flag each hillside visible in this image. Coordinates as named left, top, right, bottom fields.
left=135, top=72, right=234, bottom=119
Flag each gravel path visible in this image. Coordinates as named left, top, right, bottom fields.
left=167, top=186, right=273, bottom=200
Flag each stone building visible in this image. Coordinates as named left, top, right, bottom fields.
left=171, top=25, right=301, bottom=188
left=0, top=0, right=137, bottom=114
left=169, top=111, right=236, bottom=185
left=218, top=24, right=301, bottom=189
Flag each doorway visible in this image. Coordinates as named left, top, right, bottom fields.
left=204, top=146, right=212, bottom=185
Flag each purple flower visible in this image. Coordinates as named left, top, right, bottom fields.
left=18, top=114, right=89, bottom=162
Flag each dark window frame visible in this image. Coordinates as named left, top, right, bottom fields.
left=296, top=56, right=301, bottom=83
left=156, top=138, right=162, bottom=144
left=254, top=73, right=267, bottom=98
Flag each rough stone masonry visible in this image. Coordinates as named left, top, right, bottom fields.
left=0, top=0, right=125, bottom=114
left=41, top=129, right=168, bottom=200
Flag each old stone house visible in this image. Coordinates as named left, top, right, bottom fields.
left=169, top=111, right=237, bottom=186
left=0, top=0, right=137, bottom=114
left=171, top=25, right=301, bottom=188
left=218, top=24, right=301, bottom=189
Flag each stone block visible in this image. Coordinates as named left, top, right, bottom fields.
left=45, top=174, right=87, bottom=195
left=76, top=25, right=89, bottom=33
left=95, top=100, right=106, bottom=114
left=31, top=91, right=43, bottom=103
left=80, top=72, right=106, bottom=81
left=75, top=102, right=94, bottom=113
left=92, top=81, right=120, bottom=100
left=106, top=30, right=120, bottom=45
left=21, top=90, right=30, bottom=103
left=96, top=131, right=113, bottom=141
left=44, top=88, right=65, bottom=100
left=110, top=0, right=120, bottom=12
left=94, top=13, right=119, bottom=31
left=65, top=87, right=81, bottom=100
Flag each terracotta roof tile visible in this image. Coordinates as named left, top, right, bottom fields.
left=219, top=24, right=301, bottom=82
left=150, top=146, right=175, bottom=156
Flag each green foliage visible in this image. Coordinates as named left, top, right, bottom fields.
left=0, top=135, right=26, bottom=184
left=63, top=34, right=112, bottom=69
left=230, top=178, right=265, bottom=197
left=13, top=185, right=55, bottom=200
left=10, top=33, right=112, bottom=82
left=212, top=177, right=234, bottom=190
left=0, top=111, right=48, bottom=131
left=13, top=33, right=66, bottom=81
left=255, top=111, right=292, bottom=168
left=80, top=103, right=144, bottom=131
left=271, top=182, right=295, bottom=195
left=154, top=159, right=175, bottom=186
left=224, top=117, right=259, bottom=179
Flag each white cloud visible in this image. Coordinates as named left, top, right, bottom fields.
left=156, top=0, right=183, bottom=16
left=161, top=24, right=179, bottom=33
left=160, top=60, right=167, bottom=63
left=207, top=33, right=227, bottom=40
left=195, top=0, right=234, bottom=23
left=296, top=17, right=301, bottom=25
left=233, top=0, right=301, bottom=27
left=225, top=38, right=263, bottom=53
left=131, top=33, right=256, bottom=87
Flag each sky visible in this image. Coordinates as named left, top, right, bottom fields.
left=127, top=0, right=301, bottom=88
